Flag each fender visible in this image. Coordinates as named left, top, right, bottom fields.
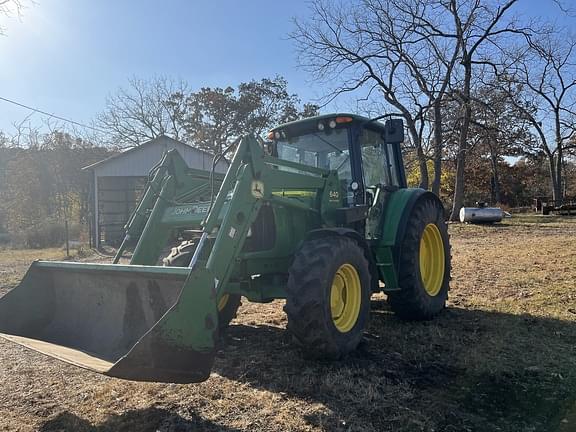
left=305, top=228, right=380, bottom=293
left=374, top=188, right=445, bottom=292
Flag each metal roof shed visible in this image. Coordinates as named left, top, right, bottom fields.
left=83, top=135, right=227, bottom=249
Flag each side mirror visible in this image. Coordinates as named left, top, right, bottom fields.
left=384, top=119, right=404, bottom=143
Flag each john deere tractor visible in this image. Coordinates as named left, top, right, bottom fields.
left=0, top=114, right=450, bottom=383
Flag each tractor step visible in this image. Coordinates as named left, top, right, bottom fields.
left=0, top=261, right=219, bottom=383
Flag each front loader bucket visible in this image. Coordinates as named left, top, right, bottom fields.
left=0, top=261, right=219, bottom=383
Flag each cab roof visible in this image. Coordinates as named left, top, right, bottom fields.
left=269, top=113, right=388, bottom=136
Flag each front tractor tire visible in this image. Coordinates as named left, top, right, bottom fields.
left=388, top=196, right=451, bottom=320
left=163, top=240, right=241, bottom=329
left=284, top=236, right=371, bottom=359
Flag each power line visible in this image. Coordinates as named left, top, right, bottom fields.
left=0, top=95, right=105, bottom=133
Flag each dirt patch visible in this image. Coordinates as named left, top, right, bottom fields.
left=1, top=215, right=575, bottom=431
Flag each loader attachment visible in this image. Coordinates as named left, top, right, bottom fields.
left=0, top=261, right=219, bottom=383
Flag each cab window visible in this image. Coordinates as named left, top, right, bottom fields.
left=360, top=128, right=399, bottom=187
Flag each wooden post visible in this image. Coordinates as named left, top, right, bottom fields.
left=65, top=219, right=70, bottom=258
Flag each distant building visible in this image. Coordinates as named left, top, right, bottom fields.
left=83, top=135, right=227, bottom=249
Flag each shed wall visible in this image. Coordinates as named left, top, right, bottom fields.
left=97, top=176, right=146, bottom=246
left=90, top=138, right=227, bottom=248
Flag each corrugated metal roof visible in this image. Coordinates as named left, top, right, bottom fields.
left=83, top=135, right=228, bottom=177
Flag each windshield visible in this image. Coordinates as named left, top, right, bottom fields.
left=276, top=128, right=352, bottom=180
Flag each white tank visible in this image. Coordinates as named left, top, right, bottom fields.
left=459, top=207, right=504, bottom=223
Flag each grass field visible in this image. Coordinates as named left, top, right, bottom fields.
left=0, top=215, right=575, bottom=431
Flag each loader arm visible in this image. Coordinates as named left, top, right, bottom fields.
left=0, top=135, right=340, bottom=383
left=113, top=150, right=225, bottom=265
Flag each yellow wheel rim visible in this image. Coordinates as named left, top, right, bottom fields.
left=330, top=263, right=362, bottom=333
left=217, top=294, right=229, bottom=312
left=419, top=223, right=445, bottom=296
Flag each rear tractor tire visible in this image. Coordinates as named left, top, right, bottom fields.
left=388, top=196, right=451, bottom=320
left=284, top=236, right=371, bottom=359
left=163, top=240, right=241, bottom=329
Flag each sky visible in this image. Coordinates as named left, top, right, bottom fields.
left=0, top=0, right=573, bottom=137
left=0, top=0, right=322, bottom=135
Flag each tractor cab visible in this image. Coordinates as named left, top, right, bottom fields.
left=267, top=114, right=407, bottom=208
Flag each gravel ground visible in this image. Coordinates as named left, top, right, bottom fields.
left=0, top=215, right=575, bottom=432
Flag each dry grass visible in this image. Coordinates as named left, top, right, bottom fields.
left=1, top=215, right=576, bottom=431
left=0, top=248, right=67, bottom=294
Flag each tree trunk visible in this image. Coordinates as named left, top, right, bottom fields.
left=547, top=154, right=559, bottom=203
left=490, top=153, right=501, bottom=204
left=555, top=147, right=563, bottom=205
left=563, top=160, right=568, bottom=197
left=416, top=145, right=429, bottom=190
left=431, top=100, right=443, bottom=196
left=407, top=121, right=429, bottom=190
left=450, top=148, right=466, bottom=221
left=554, top=112, right=564, bottom=205
left=449, top=61, right=473, bottom=221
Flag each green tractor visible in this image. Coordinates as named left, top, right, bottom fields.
left=0, top=113, right=450, bottom=383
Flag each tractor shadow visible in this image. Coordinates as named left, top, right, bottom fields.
left=39, top=407, right=242, bottom=432
left=215, top=301, right=576, bottom=431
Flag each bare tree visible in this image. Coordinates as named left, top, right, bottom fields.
left=292, top=0, right=525, bottom=203
left=292, top=0, right=461, bottom=189
left=468, top=84, right=532, bottom=203
left=96, top=75, right=315, bottom=151
left=552, top=0, right=576, bottom=16
left=499, top=33, right=576, bottom=204
left=0, top=0, right=30, bottom=35
left=377, top=0, right=462, bottom=194
left=97, top=76, right=190, bottom=148
left=445, top=0, right=523, bottom=220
